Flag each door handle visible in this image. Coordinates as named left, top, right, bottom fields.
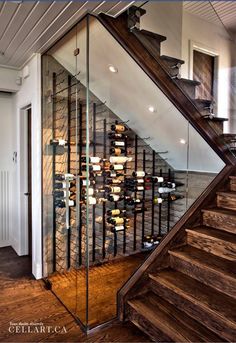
left=24, top=192, right=30, bottom=196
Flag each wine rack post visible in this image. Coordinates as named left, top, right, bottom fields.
left=52, top=72, right=57, bottom=272
left=102, top=118, right=106, bottom=259
left=142, top=149, right=146, bottom=243
left=92, top=103, right=96, bottom=262
left=78, top=103, right=83, bottom=266
left=67, top=75, right=71, bottom=270
left=133, top=134, right=138, bottom=251
left=123, top=135, right=128, bottom=255
left=167, top=168, right=171, bottom=232
left=158, top=168, right=162, bottom=236
left=151, top=150, right=155, bottom=236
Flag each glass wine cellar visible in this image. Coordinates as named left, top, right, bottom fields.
left=42, top=14, right=225, bottom=331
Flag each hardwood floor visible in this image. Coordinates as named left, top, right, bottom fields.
left=49, top=253, right=147, bottom=328
left=0, top=247, right=150, bottom=342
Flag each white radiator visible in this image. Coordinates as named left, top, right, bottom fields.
left=0, top=170, right=10, bottom=247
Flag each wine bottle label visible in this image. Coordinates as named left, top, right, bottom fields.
left=111, top=179, right=122, bottom=184
left=112, top=164, right=124, bottom=170
left=110, top=172, right=117, bottom=178
left=65, top=173, right=75, bottom=180
left=90, top=156, right=101, bottom=163
left=87, top=188, right=94, bottom=196
left=110, top=186, right=121, bottom=193
left=114, top=225, right=124, bottom=231
left=68, top=200, right=75, bottom=206
left=112, top=124, right=126, bottom=132
left=110, top=156, right=132, bottom=164
left=110, top=209, right=121, bottom=216
left=137, top=179, right=144, bottom=183
left=58, top=139, right=67, bottom=146
left=114, top=148, right=121, bottom=155
left=113, top=141, right=125, bottom=147
left=92, top=165, right=101, bottom=171
left=88, top=197, right=96, bottom=205
left=154, top=197, right=163, bottom=204
left=134, top=171, right=145, bottom=177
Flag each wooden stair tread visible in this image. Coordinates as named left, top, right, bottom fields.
left=194, top=99, right=212, bottom=106
left=202, top=207, right=236, bottom=218
left=160, top=55, right=185, bottom=65
left=229, top=176, right=236, bottom=180
left=128, top=292, right=223, bottom=342
left=149, top=269, right=236, bottom=325
left=186, top=225, right=236, bottom=244
left=169, top=245, right=236, bottom=279
left=177, top=78, right=201, bottom=86
left=139, top=29, right=167, bottom=42
left=217, top=191, right=236, bottom=198
left=208, top=117, right=228, bottom=122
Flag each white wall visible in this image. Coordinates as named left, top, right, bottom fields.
left=0, top=93, right=13, bottom=247
left=182, top=11, right=236, bottom=132
left=0, top=66, right=20, bottom=92
left=12, top=54, right=42, bottom=279
left=141, top=1, right=183, bottom=59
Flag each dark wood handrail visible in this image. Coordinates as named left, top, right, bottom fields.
left=97, top=12, right=236, bottom=166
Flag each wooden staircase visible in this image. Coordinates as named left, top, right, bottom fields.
left=97, top=7, right=236, bottom=342
left=126, top=174, right=236, bottom=342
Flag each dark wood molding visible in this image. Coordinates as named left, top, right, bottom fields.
left=97, top=13, right=236, bottom=165
left=116, top=165, right=234, bottom=320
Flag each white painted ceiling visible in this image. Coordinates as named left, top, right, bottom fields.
left=184, top=1, right=236, bottom=35
left=0, top=0, right=145, bottom=69
left=50, top=16, right=224, bottom=172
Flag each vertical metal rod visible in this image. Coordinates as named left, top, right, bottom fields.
left=67, top=75, right=71, bottom=270
left=167, top=168, right=171, bottom=232
left=52, top=72, right=57, bottom=272
left=142, top=149, right=146, bottom=242
left=123, top=135, right=127, bottom=254
left=102, top=118, right=106, bottom=259
left=133, top=134, right=138, bottom=251
left=92, top=103, right=96, bottom=262
left=151, top=150, right=155, bottom=236
left=78, top=103, right=83, bottom=266
left=158, top=168, right=162, bottom=236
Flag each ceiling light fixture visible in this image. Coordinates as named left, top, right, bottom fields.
left=180, top=138, right=187, bottom=144
left=148, top=106, right=155, bottom=113
left=108, top=65, right=118, bottom=73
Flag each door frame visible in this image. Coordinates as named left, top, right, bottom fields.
left=19, top=105, right=32, bottom=257
left=189, top=40, right=219, bottom=112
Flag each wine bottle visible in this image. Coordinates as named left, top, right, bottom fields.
left=107, top=194, right=124, bottom=202
left=81, top=187, right=94, bottom=196
left=107, top=217, right=129, bottom=225
left=106, top=178, right=122, bottom=185
left=125, top=178, right=144, bottom=184
left=105, top=186, right=122, bottom=193
left=111, top=225, right=125, bottom=232
left=132, top=207, right=148, bottom=213
left=158, top=187, right=175, bottom=194
left=111, top=124, right=128, bottom=132
left=153, top=197, right=163, bottom=204
left=132, top=171, right=146, bottom=177
left=54, top=190, right=72, bottom=198
left=50, top=139, right=68, bottom=146
left=55, top=199, right=75, bottom=208
left=108, top=132, right=126, bottom=139
left=81, top=156, right=102, bottom=164
left=170, top=194, right=184, bottom=201
left=109, top=156, right=132, bottom=164
left=125, top=197, right=143, bottom=205
left=102, top=170, right=120, bottom=178
left=110, top=164, right=124, bottom=171
left=111, top=141, right=125, bottom=147
left=107, top=209, right=126, bottom=216
left=149, top=176, right=164, bottom=183
left=81, top=164, right=102, bottom=172
left=110, top=147, right=126, bottom=156
left=55, top=173, right=75, bottom=181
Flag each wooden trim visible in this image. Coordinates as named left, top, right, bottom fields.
left=116, top=165, right=234, bottom=320
left=96, top=13, right=236, bottom=165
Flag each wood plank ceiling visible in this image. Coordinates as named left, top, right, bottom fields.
left=184, top=1, right=236, bottom=35
left=0, top=1, right=145, bottom=69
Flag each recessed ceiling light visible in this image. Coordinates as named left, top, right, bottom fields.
left=180, top=138, right=187, bottom=144
left=148, top=106, right=155, bottom=113
left=108, top=65, right=118, bottom=73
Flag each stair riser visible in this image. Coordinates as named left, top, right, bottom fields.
left=169, top=254, right=236, bottom=299
left=203, top=211, right=236, bottom=234
left=208, top=121, right=223, bottom=135
left=176, top=81, right=196, bottom=99
left=187, top=231, right=236, bottom=261
left=217, top=194, right=236, bottom=211
left=230, top=179, right=236, bottom=192
left=149, top=278, right=236, bottom=341
left=127, top=305, right=175, bottom=342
